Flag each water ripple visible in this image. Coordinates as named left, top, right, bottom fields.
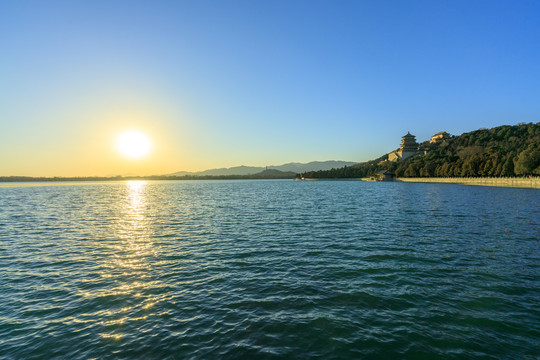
left=0, top=180, right=538, bottom=359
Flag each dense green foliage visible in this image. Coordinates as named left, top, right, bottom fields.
left=300, top=123, right=540, bottom=178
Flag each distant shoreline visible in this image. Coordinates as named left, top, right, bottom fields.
left=2, top=176, right=538, bottom=189
left=0, top=175, right=295, bottom=183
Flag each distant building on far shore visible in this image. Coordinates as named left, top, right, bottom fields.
left=430, top=131, right=450, bottom=144
left=388, top=132, right=423, bottom=162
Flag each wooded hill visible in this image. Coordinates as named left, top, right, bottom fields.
left=299, top=122, right=540, bottom=179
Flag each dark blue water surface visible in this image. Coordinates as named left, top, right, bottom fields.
left=0, top=180, right=538, bottom=359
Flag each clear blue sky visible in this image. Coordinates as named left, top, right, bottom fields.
left=1, top=0, right=539, bottom=176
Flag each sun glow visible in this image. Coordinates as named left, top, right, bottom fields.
left=116, top=131, right=152, bottom=159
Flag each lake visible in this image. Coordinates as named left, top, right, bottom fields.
left=0, top=180, right=538, bottom=359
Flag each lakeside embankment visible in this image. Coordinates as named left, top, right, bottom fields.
left=396, top=177, right=540, bottom=189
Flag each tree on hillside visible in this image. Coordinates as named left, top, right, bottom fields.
left=514, top=145, right=540, bottom=175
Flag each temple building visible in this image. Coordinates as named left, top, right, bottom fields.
left=388, top=132, right=423, bottom=162
left=430, top=131, right=450, bottom=144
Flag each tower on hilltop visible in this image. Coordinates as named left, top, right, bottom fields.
left=388, top=132, right=422, bottom=162
left=400, top=132, right=419, bottom=152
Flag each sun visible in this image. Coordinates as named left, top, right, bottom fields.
left=116, top=131, right=152, bottom=159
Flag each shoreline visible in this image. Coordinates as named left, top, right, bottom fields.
left=395, top=177, right=540, bottom=189
left=2, top=177, right=539, bottom=189
left=296, top=177, right=540, bottom=189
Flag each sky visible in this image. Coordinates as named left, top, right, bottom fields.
left=1, top=0, right=539, bottom=177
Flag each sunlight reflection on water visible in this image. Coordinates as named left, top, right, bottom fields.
left=99, top=180, right=160, bottom=341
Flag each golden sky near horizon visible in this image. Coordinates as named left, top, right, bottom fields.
left=2, top=103, right=193, bottom=177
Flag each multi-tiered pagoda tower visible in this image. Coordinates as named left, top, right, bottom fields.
left=400, top=132, right=419, bottom=152
left=388, top=132, right=422, bottom=161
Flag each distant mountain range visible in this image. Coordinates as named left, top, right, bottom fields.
left=168, top=161, right=357, bottom=176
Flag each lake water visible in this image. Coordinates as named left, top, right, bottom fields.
left=0, top=180, right=538, bottom=359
